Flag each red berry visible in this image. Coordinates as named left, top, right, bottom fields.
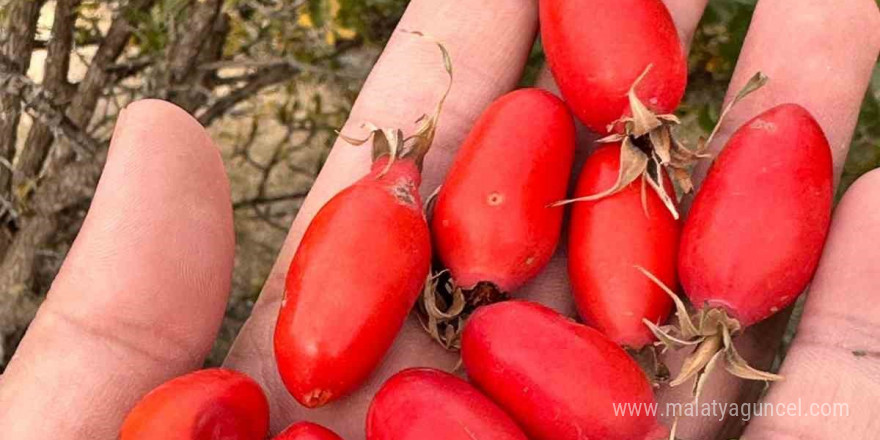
left=432, top=89, right=575, bottom=293
left=120, top=368, right=268, bottom=440
left=275, top=157, right=432, bottom=407
left=273, top=421, right=343, bottom=440
left=540, top=0, right=687, bottom=133
left=568, top=144, right=678, bottom=348
left=679, top=103, right=833, bottom=326
left=367, top=368, right=527, bottom=440
left=461, top=301, right=666, bottom=440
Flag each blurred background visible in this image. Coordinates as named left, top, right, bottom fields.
left=0, top=0, right=877, bottom=369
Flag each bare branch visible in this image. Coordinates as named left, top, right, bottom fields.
left=48, top=0, right=158, bottom=168
left=105, top=56, right=154, bottom=80
left=197, top=64, right=299, bottom=126
left=0, top=69, right=100, bottom=157
left=167, top=0, right=222, bottom=80
left=17, top=0, right=83, bottom=187
left=162, top=0, right=224, bottom=111
left=0, top=69, right=106, bottom=354
left=33, top=33, right=102, bottom=50
left=179, top=11, right=231, bottom=111
left=201, top=58, right=355, bottom=79
left=0, top=158, right=103, bottom=340
left=0, top=0, right=46, bottom=200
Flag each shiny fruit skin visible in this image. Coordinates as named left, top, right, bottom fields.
left=273, top=421, right=343, bottom=440
left=431, top=89, right=576, bottom=292
left=366, top=368, right=528, bottom=440
left=275, top=157, right=431, bottom=408
left=540, top=0, right=687, bottom=133
left=568, top=144, right=678, bottom=348
left=679, top=103, right=833, bottom=326
left=461, top=301, right=665, bottom=440
left=120, top=368, right=269, bottom=440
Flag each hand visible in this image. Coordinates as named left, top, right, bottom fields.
left=0, top=1, right=877, bottom=439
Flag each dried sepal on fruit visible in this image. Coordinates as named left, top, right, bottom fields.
left=637, top=266, right=783, bottom=398
left=417, top=188, right=460, bottom=349
left=417, top=270, right=466, bottom=350
left=338, top=30, right=452, bottom=176
left=555, top=69, right=768, bottom=220
left=338, top=124, right=404, bottom=177
left=418, top=200, right=504, bottom=351
left=417, top=190, right=516, bottom=350
left=416, top=190, right=465, bottom=350
left=626, top=344, right=671, bottom=386
left=417, top=270, right=512, bottom=350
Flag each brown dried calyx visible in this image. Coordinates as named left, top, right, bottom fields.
left=338, top=30, right=453, bottom=178
left=415, top=187, right=509, bottom=350
left=553, top=68, right=768, bottom=220
left=417, top=270, right=508, bottom=350
left=627, top=344, right=671, bottom=387
left=636, top=267, right=783, bottom=399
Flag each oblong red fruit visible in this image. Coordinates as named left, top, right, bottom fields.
left=431, top=88, right=575, bottom=292
left=568, top=144, right=678, bottom=348
left=540, top=0, right=687, bottom=133
left=273, top=421, right=343, bottom=440
left=461, top=301, right=665, bottom=440
left=367, top=368, right=527, bottom=440
left=120, top=368, right=269, bottom=440
left=679, top=103, right=832, bottom=326
left=275, top=157, right=431, bottom=407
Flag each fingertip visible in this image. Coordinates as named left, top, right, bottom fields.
left=112, top=99, right=226, bottom=177
left=122, top=98, right=202, bottom=130
left=72, top=97, right=234, bottom=294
